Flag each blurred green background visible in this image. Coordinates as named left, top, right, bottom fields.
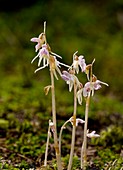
left=0, top=0, right=123, bottom=169
left=0, top=0, right=123, bottom=97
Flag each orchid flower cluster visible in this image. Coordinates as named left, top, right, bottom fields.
left=30, top=22, right=108, bottom=170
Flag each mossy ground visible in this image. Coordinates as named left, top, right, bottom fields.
left=0, top=74, right=123, bottom=169
left=0, top=0, right=123, bottom=169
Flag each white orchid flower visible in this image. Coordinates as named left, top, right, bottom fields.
left=72, top=51, right=86, bottom=74
left=83, top=79, right=109, bottom=97
left=30, top=33, right=45, bottom=52
left=61, top=70, right=81, bottom=92
left=87, top=130, right=100, bottom=138
left=69, top=117, right=85, bottom=126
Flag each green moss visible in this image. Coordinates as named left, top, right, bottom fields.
left=62, top=155, right=80, bottom=170
left=92, top=125, right=123, bottom=150
left=0, top=119, right=9, bottom=129
left=93, top=149, right=123, bottom=169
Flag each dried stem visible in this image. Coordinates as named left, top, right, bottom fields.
left=67, top=82, right=77, bottom=170
left=50, top=70, right=62, bottom=170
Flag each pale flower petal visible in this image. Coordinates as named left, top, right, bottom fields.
left=61, top=71, right=75, bottom=91
left=30, top=33, right=45, bottom=52
left=77, top=88, right=83, bottom=105
left=69, top=81, right=74, bottom=92
left=73, top=60, right=79, bottom=74
left=83, top=79, right=109, bottom=97
left=36, top=43, right=42, bottom=52
left=49, top=121, right=55, bottom=133
left=87, top=130, right=100, bottom=138
left=61, top=74, right=70, bottom=81
left=94, top=80, right=109, bottom=90
left=62, top=71, right=73, bottom=81
left=78, top=55, right=86, bottom=72
left=31, top=44, right=49, bottom=69
left=76, top=118, right=85, bottom=126
left=83, top=82, right=91, bottom=97
left=72, top=52, right=86, bottom=74
left=69, top=117, right=85, bottom=126
left=30, top=37, right=40, bottom=42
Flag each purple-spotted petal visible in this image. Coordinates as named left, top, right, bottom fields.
left=83, top=82, right=91, bottom=97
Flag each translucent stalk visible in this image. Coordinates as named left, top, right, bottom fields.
left=44, top=120, right=51, bottom=167
left=59, top=119, right=70, bottom=157
left=50, top=70, right=62, bottom=170
left=67, top=82, right=77, bottom=170
left=44, top=21, right=47, bottom=43
left=81, top=61, right=93, bottom=169
left=81, top=93, right=90, bottom=169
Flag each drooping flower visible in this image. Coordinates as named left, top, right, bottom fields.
left=61, top=70, right=81, bottom=92
left=31, top=34, right=69, bottom=79
left=34, top=54, right=68, bottom=80
left=72, top=51, right=86, bottom=74
left=61, top=71, right=75, bottom=92
left=83, top=82, right=92, bottom=97
left=83, top=77, right=109, bottom=97
left=78, top=55, right=86, bottom=72
left=49, top=121, right=55, bottom=133
left=76, top=118, right=85, bottom=126
left=30, top=33, right=45, bottom=52
left=87, top=130, right=100, bottom=138
left=69, top=117, right=85, bottom=126
left=93, top=80, right=108, bottom=90
left=31, top=44, right=50, bottom=69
